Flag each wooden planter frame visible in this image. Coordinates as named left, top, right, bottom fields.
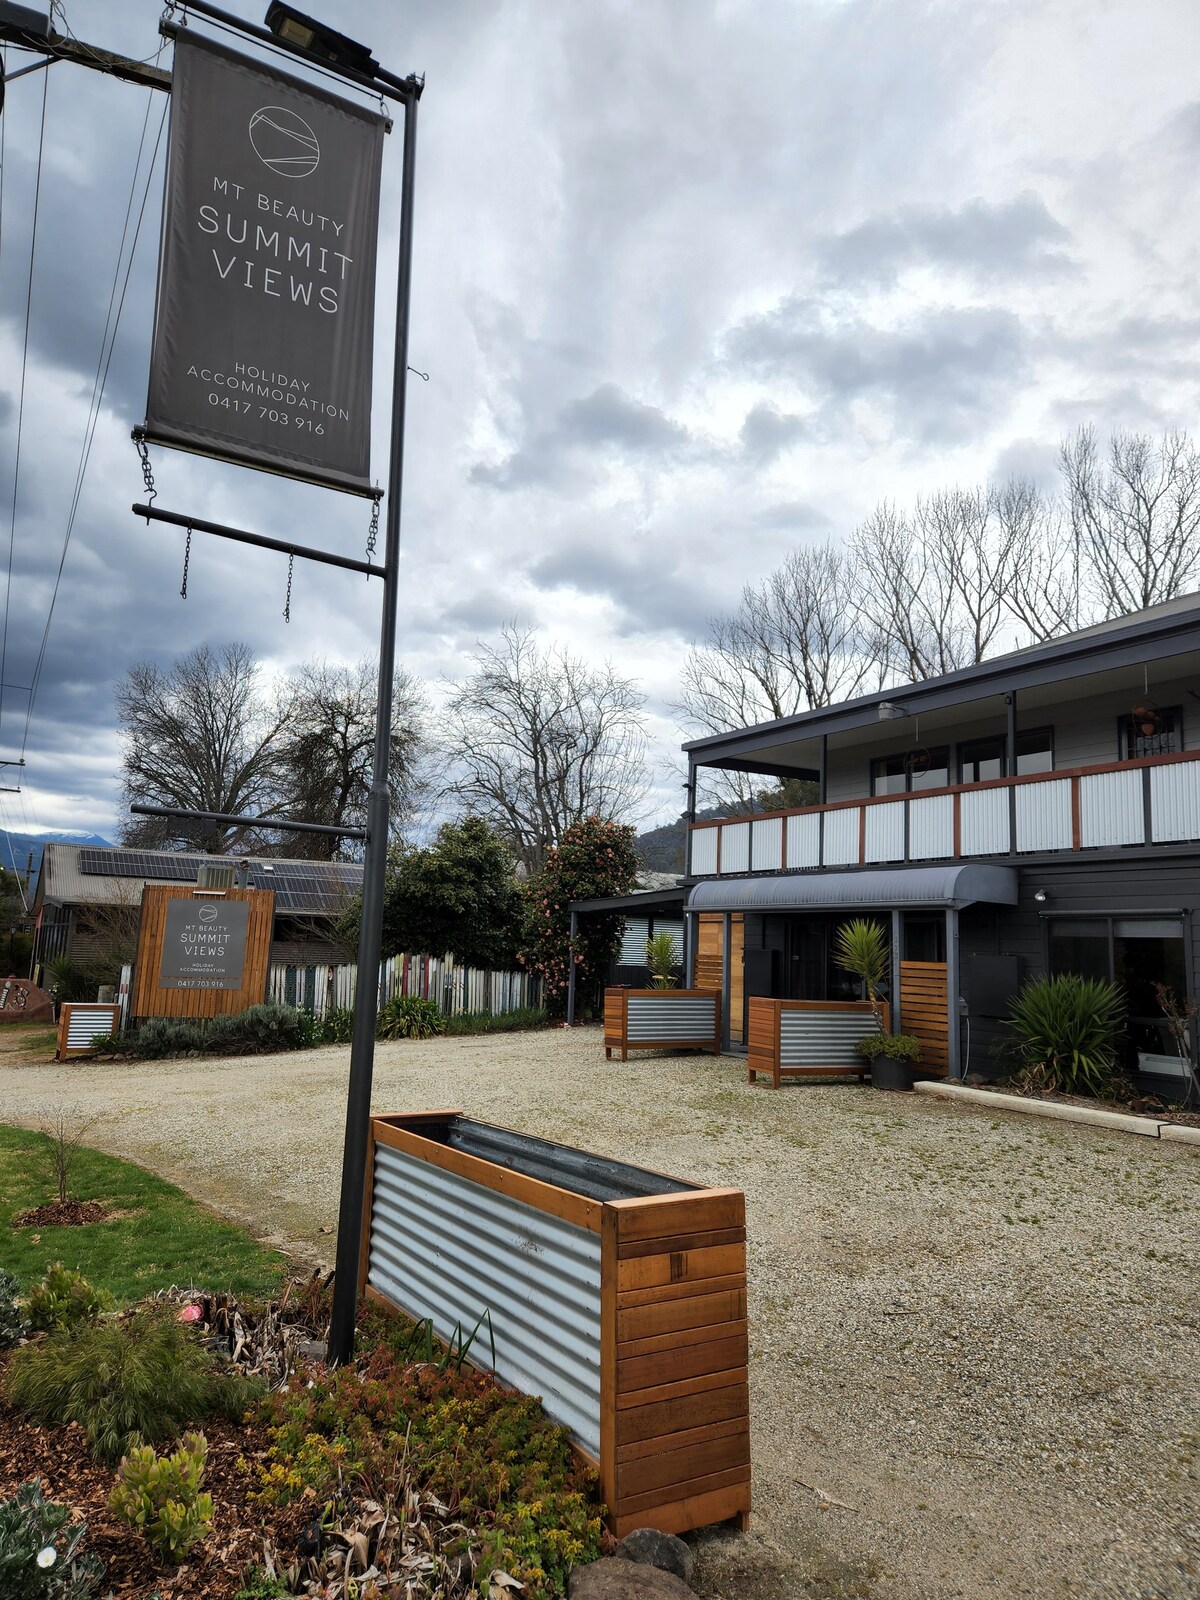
left=55, top=1002, right=121, bottom=1060
left=361, top=1111, right=751, bottom=1538
left=604, top=987, right=722, bottom=1061
left=747, top=997, right=889, bottom=1088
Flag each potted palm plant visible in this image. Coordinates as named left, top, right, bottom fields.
left=833, top=918, right=922, bottom=1090
left=645, top=931, right=680, bottom=989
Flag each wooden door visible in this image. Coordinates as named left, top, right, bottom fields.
left=899, top=960, right=949, bottom=1074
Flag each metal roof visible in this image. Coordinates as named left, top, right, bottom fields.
left=570, top=887, right=687, bottom=916
left=683, top=588, right=1200, bottom=764
left=686, top=864, right=1018, bottom=913
left=36, top=842, right=362, bottom=916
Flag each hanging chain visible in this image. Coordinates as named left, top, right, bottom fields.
left=180, top=522, right=192, bottom=600
left=136, top=434, right=157, bottom=514
left=283, top=550, right=294, bottom=623
left=366, top=492, right=381, bottom=570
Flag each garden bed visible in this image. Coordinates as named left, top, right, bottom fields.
left=0, top=1114, right=606, bottom=1600
left=990, top=1081, right=1200, bottom=1127
left=0, top=1359, right=305, bottom=1600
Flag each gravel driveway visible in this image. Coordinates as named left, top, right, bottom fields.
left=3, top=1028, right=1198, bottom=1600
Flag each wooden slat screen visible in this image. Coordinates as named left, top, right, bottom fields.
left=728, top=916, right=744, bottom=1045
left=899, top=960, right=949, bottom=1074
left=694, top=913, right=723, bottom=990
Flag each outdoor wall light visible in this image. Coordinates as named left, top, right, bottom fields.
left=877, top=701, right=909, bottom=721
left=264, top=3, right=379, bottom=78
left=1034, top=889, right=1048, bottom=903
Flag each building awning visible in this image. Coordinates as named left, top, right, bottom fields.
left=570, top=887, right=687, bottom=916
left=686, top=864, right=1018, bottom=914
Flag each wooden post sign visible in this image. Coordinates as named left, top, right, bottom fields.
left=130, top=884, right=274, bottom=1020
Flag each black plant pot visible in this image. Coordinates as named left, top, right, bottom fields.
left=870, top=1055, right=914, bottom=1091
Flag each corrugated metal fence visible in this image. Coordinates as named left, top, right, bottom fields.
left=119, top=953, right=540, bottom=1024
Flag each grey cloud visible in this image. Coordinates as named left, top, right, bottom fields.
left=471, top=383, right=690, bottom=491
left=991, top=437, right=1060, bottom=492
left=559, top=384, right=689, bottom=453
left=442, top=590, right=519, bottom=632
left=531, top=543, right=720, bottom=638
left=0, top=394, right=13, bottom=429
left=740, top=403, right=807, bottom=463
left=816, top=193, right=1073, bottom=289
left=753, top=500, right=830, bottom=533
left=726, top=301, right=1028, bottom=443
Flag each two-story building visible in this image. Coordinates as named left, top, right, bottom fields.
left=678, top=593, right=1200, bottom=1098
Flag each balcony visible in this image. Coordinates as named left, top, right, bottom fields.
left=689, top=750, right=1200, bottom=876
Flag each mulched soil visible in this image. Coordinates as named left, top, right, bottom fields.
left=989, top=1081, right=1200, bottom=1126
left=0, top=1352, right=306, bottom=1600
left=11, top=1199, right=109, bottom=1228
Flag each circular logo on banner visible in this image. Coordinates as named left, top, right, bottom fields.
left=249, top=105, right=320, bottom=177
left=199, top=906, right=220, bottom=923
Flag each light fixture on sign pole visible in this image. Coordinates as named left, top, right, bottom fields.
left=264, top=3, right=378, bottom=78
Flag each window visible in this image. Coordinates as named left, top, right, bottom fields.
left=959, top=736, right=1004, bottom=784
left=1016, top=727, right=1054, bottom=774
left=1047, top=914, right=1190, bottom=1080
left=958, top=728, right=1054, bottom=784
left=871, top=745, right=950, bottom=796
left=903, top=914, right=946, bottom=963
left=1119, top=705, right=1182, bottom=761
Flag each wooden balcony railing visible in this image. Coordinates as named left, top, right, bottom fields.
left=689, top=749, right=1200, bottom=876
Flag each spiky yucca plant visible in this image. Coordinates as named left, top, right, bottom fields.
left=645, top=931, right=679, bottom=989
left=833, top=918, right=889, bottom=1028
left=1005, top=974, right=1126, bottom=1097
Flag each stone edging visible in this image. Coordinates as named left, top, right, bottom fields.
left=913, top=1080, right=1200, bottom=1146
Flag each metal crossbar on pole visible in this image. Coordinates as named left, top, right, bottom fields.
left=131, top=503, right=387, bottom=580
left=130, top=802, right=366, bottom=840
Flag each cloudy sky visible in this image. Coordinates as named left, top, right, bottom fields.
left=1, top=0, right=1199, bottom=845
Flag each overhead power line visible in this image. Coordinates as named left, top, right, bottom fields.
left=0, top=59, right=49, bottom=739
left=19, top=71, right=168, bottom=764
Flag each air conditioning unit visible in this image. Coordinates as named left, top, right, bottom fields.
left=196, top=861, right=235, bottom=889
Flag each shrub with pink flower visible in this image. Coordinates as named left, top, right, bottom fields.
left=520, top=817, right=639, bottom=1018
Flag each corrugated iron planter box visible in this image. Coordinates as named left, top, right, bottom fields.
left=603, top=987, right=721, bottom=1061
left=746, top=997, right=890, bottom=1088
left=361, top=1111, right=750, bottom=1538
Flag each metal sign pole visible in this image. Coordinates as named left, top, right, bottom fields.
left=326, top=86, right=419, bottom=1367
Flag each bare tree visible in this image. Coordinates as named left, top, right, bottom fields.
left=852, top=487, right=1020, bottom=679
left=443, top=626, right=649, bottom=875
left=1059, top=426, right=1200, bottom=618
left=39, top=1106, right=99, bottom=1205
left=275, top=658, right=429, bottom=860
left=677, top=542, right=882, bottom=805
left=117, top=642, right=286, bottom=853
left=1001, top=478, right=1086, bottom=642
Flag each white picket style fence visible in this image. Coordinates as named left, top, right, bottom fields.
left=118, top=953, right=539, bottom=1027
left=270, top=952, right=539, bottom=1018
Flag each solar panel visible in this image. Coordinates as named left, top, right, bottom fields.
left=76, top=847, right=362, bottom=914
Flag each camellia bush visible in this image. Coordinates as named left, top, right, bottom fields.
left=521, top=817, right=639, bottom=1017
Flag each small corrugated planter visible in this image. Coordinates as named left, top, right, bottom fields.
left=55, top=1002, right=121, bottom=1060
left=361, top=1111, right=751, bottom=1538
left=604, top=987, right=721, bottom=1061
left=746, top=997, right=890, bottom=1088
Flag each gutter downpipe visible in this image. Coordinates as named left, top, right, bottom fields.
left=566, top=910, right=578, bottom=1026
left=946, top=906, right=962, bottom=1080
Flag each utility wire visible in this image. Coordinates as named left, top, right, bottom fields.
left=0, top=64, right=50, bottom=740
left=20, top=82, right=168, bottom=765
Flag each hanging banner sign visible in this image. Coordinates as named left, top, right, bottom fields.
left=144, top=31, right=386, bottom=495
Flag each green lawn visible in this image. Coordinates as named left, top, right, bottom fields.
left=0, top=1125, right=286, bottom=1304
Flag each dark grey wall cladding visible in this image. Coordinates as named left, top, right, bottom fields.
left=958, top=854, right=1200, bottom=1074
